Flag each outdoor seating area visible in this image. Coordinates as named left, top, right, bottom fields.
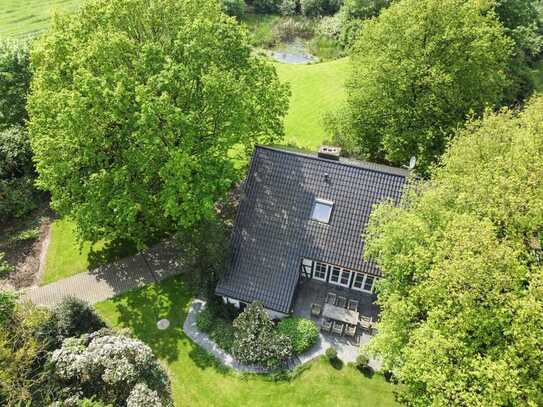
left=293, top=279, right=379, bottom=345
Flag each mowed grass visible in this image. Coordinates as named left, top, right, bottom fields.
left=276, top=58, right=350, bottom=149
left=95, top=275, right=399, bottom=407
left=0, top=0, right=80, bottom=38
left=41, top=218, right=138, bottom=285
left=41, top=218, right=102, bottom=285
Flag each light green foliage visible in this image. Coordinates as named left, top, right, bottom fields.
left=276, top=316, right=318, bottom=354
left=329, top=0, right=512, bottom=173
left=95, top=276, right=400, bottom=406
left=29, top=0, right=289, bottom=246
left=365, top=95, right=543, bottom=406
left=0, top=251, right=14, bottom=278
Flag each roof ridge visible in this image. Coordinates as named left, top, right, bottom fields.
left=255, top=145, right=409, bottom=178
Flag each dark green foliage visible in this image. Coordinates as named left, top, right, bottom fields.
left=0, top=124, right=39, bottom=221
left=178, top=217, right=230, bottom=298
left=196, top=306, right=215, bottom=332
left=280, top=0, right=298, bottom=16
left=37, top=297, right=106, bottom=350
left=0, top=39, right=31, bottom=129
left=232, top=302, right=293, bottom=368
left=0, top=290, right=17, bottom=325
left=276, top=317, right=318, bottom=354
left=196, top=304, right=236, bottom=352
left=252, top=0, right=282, bottom=13
left=325, top=346, right=337, bottom=361
left=300, top=0, right=341, bottom=17
left=222, top=0, right=246, bottom=18
left=78, top=398, right=112, bottom=407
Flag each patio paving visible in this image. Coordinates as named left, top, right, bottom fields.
left=292, top=278, right=382, bottom=370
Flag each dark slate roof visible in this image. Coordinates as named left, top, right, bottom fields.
left=215, top=146, right=408, bottom=314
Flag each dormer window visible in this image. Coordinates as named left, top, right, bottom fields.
left=311, top=198, right=333, bottom=223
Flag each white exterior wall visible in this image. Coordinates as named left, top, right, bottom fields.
left=221, top=296, right=289, bottom=320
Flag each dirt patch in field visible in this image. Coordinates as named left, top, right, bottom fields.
left=0, top=205, right=54, bottom=290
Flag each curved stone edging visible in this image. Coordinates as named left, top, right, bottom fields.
left=182, top=299, right=377, bottom=374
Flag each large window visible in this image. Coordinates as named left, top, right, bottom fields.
left=352, top=272, right=377, bottom=293
left=329, top=266, right=351, bottom=288
left=313, top=262, right=328, bottom=281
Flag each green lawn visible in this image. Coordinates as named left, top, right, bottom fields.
left=94, top=275, right=399, bottom=407
left=41, top=218, right=138, bottom=285
left=276, top=58, right=350, bottom=149
left=0, top=0, right=80, bottom=38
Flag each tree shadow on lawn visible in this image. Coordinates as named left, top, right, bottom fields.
left=187, top=344, right=230, bottom=375
left=105, top=275, right=189, bottom=363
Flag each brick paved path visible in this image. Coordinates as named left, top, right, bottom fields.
left=24, top=240, right=181, bottom=307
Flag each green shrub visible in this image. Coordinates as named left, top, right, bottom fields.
left=308, top=35, right=343, bottom=60
left=0, top=290, right=17, bottom=326
left=222, top=0, right=246, bottom=19
left=355, top=354, right=369, bottom=370
left=37, top=297, right=106, bottom=350
left=232, top=302, right=293, bottom=368
left=280, top=0, right=298, bottom=15
left=325, top=346, right=337, bottom=361
left=300, top=0, right=341, bottom=17
left=276, top=317, right=318, bottom=354
left=196, top=306, right=216, bottom=333
left=0, top=252, right=14, bottom=279
left=209, top=318, right=236, bottom=352
left=253, top=0, right=282, bottom=13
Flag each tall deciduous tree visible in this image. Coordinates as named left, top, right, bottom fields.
left=29, top=0, right=289, bottom=245
left=328, top=0, right=512, bottom=174
left=364, top=95, right=543, bottom=406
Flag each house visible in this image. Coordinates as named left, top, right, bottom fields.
left=215, top=145, right=408, bottom=320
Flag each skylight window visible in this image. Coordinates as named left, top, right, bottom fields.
left=311, top=199, right=333, bottom=223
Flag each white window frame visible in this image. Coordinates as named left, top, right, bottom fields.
left=329, top=266, right=351, bottom=288
left=352, top=272, right=377, bottom=293
left=313, top=262, right=328, bottom=282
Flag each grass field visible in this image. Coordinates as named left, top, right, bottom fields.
left=0, top=0, right=80, bottom=38
left=276, top=58, right=350, bottom=149
left=95, top=275, right=399, bottom=407
left=41, top=218, right=138, bottom=285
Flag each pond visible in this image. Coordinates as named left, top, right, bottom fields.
left=270, top=38, right=316, bottom=64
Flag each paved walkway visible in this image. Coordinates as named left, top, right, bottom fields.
left=183, top=299, right=382, bottom=373
left=24, top=240, right=181, bottom=307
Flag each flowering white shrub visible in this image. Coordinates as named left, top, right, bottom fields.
left=127, top=383, right=162, bottom=407
left=232, top=302, right=293, bottom=368
left=50, top=329, right=172, bottom=406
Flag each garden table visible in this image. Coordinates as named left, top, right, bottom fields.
left=322, top=303, right=359, bottom=326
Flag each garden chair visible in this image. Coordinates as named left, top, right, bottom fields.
left=311, top=303, right=322, bottom=317
left=344, top=324, right=356, bottom=337
left=332, top=321, right=344, bottom=335
left=359, top=315, right=373, bottom=333
left=347, top=299, right=359, bottom=312
left=325, top=292, right=336, bottom=305
left=321, top=318, right=332, bottom=332
left=335, top=296, right=347, bottom=309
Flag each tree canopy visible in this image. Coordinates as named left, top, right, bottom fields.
left=29, top=0, right=289, bottom=245
left=327, top=0, right=512, bottom=174
left=364, top=95, right=543, bottom=406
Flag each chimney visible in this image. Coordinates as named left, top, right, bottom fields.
left=318, top=145, right=341, bottom=161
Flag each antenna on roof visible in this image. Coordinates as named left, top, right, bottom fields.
left=404, top=156, right=417, bottom=170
